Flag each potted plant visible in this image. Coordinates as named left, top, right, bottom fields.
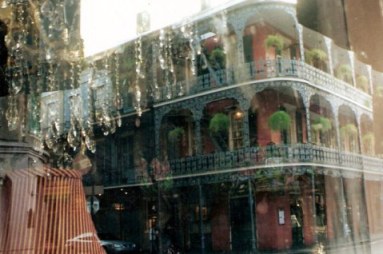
left=265, top=34, right=284, bottom=57
left=335, top=64, right=353, bottom=83
left=356, top=75, right=369, bottom=92
left=305, top=48, right=327, bottom=69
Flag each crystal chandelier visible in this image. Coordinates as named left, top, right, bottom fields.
left=0, top=0, right=227, bottom=167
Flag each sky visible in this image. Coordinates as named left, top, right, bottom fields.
left=80, top=0, right=297, bottom=56
left=81, top=0, right=203, bottom=56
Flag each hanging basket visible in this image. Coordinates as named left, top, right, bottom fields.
left=168, top=127, right=185, bottom=142
left=209, top=113, right=230, bottom=133
left=209, top=47, right=226, bottom=69
left=305, top=48, right=327, bottom=69
left=312, top=116, right=332, bottom=133
left=340, top=123, right=358, bottom=138
left=268, top=110, right=291, bottom=131
left=265, top=35, right=284, bottom=56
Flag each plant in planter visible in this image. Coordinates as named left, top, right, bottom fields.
left=305, top=48, right=327, bottom=69
left=265, top=34, right=284, bottom=57
left=335, top=64, right=353, bottom=83
left=356, top=75, right=369, bottom=92
left=209, top=113, right=230, bottom=151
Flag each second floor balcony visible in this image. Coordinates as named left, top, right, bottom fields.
left=95, top=143, right=383, bottom=188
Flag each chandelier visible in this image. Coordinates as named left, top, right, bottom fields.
left=0, top=0, right=229, bottom=168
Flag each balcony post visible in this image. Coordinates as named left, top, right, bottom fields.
left=356, top=115, right=363, bottom=155
left=194, top=115, right=202, bottom=155
left=302, top=95, right=312, bottom=144
left=248, top=178, right=257, bottom=252
left=333, top=112, right=342, bottom=164
left=348, top=51, right=357, bottom=87
left=324, top=37, right=334, bottom=76
left=154, top=110, right=161, bottom=158
left=297, top=24, right=305, bottom=63
left=198, top=182, right=206, bottom=254
left=367, top=65, right=373, bottom=95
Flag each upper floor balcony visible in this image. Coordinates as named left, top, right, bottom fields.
left=153, top=58, right=373, bottom=111
left=95, top=143, right=383, bottom=188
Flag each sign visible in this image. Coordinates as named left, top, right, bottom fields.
left=86, top=196, right=100, bottom=214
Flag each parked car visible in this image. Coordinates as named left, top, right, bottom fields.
left=98, top=233, right=139, bottom=254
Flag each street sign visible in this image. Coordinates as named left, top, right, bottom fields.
left=86, top=196, right=100, bottom=214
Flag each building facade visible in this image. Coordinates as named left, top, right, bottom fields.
left=80, top=1, right=383, bottom=253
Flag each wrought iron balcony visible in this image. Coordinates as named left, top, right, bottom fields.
left=167, top=144, right=378, bottom=177
left=95, top=143, right=383, bottom=188
left=155, top=59, right=372, bottom=110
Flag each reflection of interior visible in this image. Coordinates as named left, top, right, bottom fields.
left=0, top=168, right=105, bottom=253
left=290, top=197, right=303, bottom=246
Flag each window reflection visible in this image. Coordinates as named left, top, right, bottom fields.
left=0, top=0, right=383, bottom=254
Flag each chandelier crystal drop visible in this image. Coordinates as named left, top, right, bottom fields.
left=0, top=0, right=232, bottom=166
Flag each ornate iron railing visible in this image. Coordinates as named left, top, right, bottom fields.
left=96, top=144, right=383, bottom=187
left=154, top=59, right=372, bottom=110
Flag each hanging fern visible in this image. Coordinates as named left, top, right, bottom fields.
left=362, top=132, right=374, bottom=145
left=268, top=110, right=291, bottom=131
left=305, top=48, right=327, bottom=68
left=336, top=64, right=352, bottom=82
left=340, top=123, right=358, bottom=138
left=265, top=35, right=284, bottom=55
left=312, top=116, right=332, bottom=133
left=209, top=47, right=226, bottom=69
left=168, top=127, right=185, bottom=142
left=209, top=113, right=229, bottom=133
left=356, top=75, right=369, bottom=92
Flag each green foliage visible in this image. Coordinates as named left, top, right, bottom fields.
left=312, top=116, right=332, bottom=133
left=209, top=47, right=226, bottom=69
left=376, top=86, right=383, bottom=97
left=356, top=75, right=369, bottom=92
left=362, top=132, right=374, bottom=144
left=340, top=123, right=358, bottom=138
left=160, top=176, right=173, bottom=191
left=305, top=48, right=327, bottom=65
left=335, top=64, right=352, bottom=82
left=268, top=110, right=291, bottom=131
left=168, top=127, right=185, bottom=142
left=265, top=35, right=284, bottom=55
left=209, top=113, right=229, bottom=133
